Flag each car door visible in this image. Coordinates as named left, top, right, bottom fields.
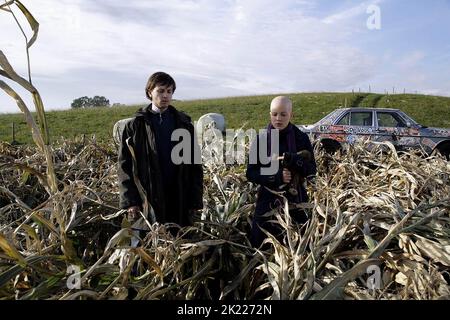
left=335, top=110, right=375, bottom=145
left=375, top=111, right=420, bottom=150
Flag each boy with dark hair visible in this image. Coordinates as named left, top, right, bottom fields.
left=118, top=72, right=203, bottom=228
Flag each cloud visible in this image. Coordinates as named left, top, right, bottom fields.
left=1, top=0, right=448, bottom=113
left=1, top=0, right=377, bottom=112
left=321, top=0, right=384, bottom=25
left=397, top=51, right=426, bottom=69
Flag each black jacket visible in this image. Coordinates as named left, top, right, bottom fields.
left=246, top=124, right=316, bottom=219
left=118, top=104, right=203, bottom=226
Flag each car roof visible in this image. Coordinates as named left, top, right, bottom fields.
left=334, top=107, right=401, bottom=112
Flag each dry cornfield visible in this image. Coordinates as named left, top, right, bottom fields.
left=0, top=137, right=449, bottom=300
left=1, top=0, right=450, bottom=301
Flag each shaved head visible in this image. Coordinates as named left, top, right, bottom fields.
left=269, top=96, right=293, bottom=130
left=270, top=96, right=292, bottom=113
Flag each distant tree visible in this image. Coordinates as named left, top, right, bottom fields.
left=91, top=96, right=110, bottom=107
left=71, top=96, right=110, bottom=108
left=71, top=96, right=91, bottom=109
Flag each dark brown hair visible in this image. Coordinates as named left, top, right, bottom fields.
left=145, top=72, right=176, bottom=100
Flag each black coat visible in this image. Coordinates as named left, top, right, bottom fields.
left=118, top=105, right=203, bottom=226
left=246, top=124, right=316, bottom=246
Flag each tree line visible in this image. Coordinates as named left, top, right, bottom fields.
left=71, top=96, right=110, bottom=109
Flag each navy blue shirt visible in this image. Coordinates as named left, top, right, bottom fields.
left=149, top=109, right=176, bottom=193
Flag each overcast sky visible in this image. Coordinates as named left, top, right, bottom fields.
left=1, top=0, right=449, bottom=113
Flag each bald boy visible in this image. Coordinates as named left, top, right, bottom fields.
left=246, top=96, right=317, bottom=247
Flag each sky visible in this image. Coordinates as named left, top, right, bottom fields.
left=0, top=0, right=450, bottom=113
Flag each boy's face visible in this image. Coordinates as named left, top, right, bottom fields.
left=150, top=84, right=173, bottom=109
left=270, top=102, right=292, bottom=130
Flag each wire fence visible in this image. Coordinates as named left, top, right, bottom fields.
left=0, top=121, right=108, bottom=145
left=0, top=89, right=432, bottom=144
left=0, top=121, right=31, bottom=144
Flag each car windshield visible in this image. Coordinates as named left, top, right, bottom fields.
left=397, top=110, right=420, bottom=127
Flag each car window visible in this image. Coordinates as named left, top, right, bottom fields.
left=377, top=112, right=406, bottom=127
left=336, top=113, right=350, bottom=125
left=350, top=112, right=373, bottom=126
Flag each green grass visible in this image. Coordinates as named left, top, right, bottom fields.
left=1, top=92, right=450, bottom=144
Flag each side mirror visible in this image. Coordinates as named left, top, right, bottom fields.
left=406, top=121, right=412, bottom=128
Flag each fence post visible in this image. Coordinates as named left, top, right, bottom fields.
left=12, top=122, right=16, bottom=144
left=11, top=122, right=20, bottom=145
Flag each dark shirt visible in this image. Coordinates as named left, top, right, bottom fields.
left=149, top=109, right=176, bottom=193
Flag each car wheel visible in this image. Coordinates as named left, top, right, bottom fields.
left=319, top=139, right=341, bottom=154
left=434, top=142, right=450, bottom=160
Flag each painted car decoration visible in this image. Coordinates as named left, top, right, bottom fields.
left=298, top=108, right=450, bottom=158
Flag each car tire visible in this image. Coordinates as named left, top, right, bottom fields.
left=435, top=142, right=450, bottom=160
left=319, top=139, right=341, bottom=154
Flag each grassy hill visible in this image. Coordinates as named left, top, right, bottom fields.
left=1, top=92, right=450, bottom=144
